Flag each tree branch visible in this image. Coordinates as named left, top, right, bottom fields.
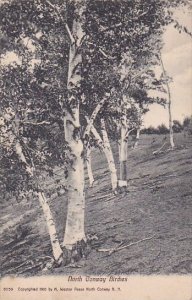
left=65, top=23, right=75, bottom=45
left=83, top=98, right=106, bottom=139
left=23, top=121, right=51, bottom=126
left=98, top=8, right=150, bottom=34
left=86, top=41, right=114, bottom=60
left=44, top=0, right=75, bottom=45
left=153, top=142, right=167, bottom=155
left=169, top=16, right=192, bottom=37
left=98, top=235, right=155, bottom=256
left=15, top=142, right=33, bottom=176
left=98, top=48, right=115, bottom=60
left=85, top=116, right=104, bottom=151
left=125, top=127, right=135, bottom=138
left=100, top=22, right=122, bottom=33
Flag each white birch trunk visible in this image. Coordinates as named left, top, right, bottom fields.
left=88, top=119, right=117, bottom=191
left=168, top=100, right=175, bottom=149
left=160, top=54, right=175, bottom=149
left=119, top=113, right=128, bottom=187
left=15, top=142, right=63, bottom=261
left=83, top=98, right=106, bottom=139
left=37, top=191, right=63, bottom=261
left=133, top=128, right=140, bottom=149
left=86, top=146, right=94, bottom=187
left=63, top=4, right=86, bottom=250
left=63, top=115, right=86, bottom=249
left=89, top=123, right=105, bottom=150
left=100, top=118, right=118, bottom=190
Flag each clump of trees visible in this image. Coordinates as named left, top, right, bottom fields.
left=141, top=116, right=192, bottom=135
left=172, top=120, right=183, bottom=133
left=183, top=116, right=192, bottom=135
left=0, top=0, right=191, bottom=268
left=141, top=124, right=168, bottom=134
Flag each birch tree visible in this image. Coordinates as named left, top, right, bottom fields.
left=159, top=54, right=175, bottom=149
left=1, top=0, right=191, bottom=265
left=62, top=1, right=87, bottom=250
left=0, top=0, right=87, bottom=256
left=0, top=64, right=66, bottom=263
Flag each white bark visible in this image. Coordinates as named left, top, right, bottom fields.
left=37, top=191, right=63, bottom=261
left=86, top=117, right=118, bottom=190
left=133, top=128, right=140, bottom=149
left=83, top=98, right=106, bottom=139
left=167, top=82, right=175, bottom=149
left=100, top=118, right=118, bottom=190
left=160, top=54, right=175, bottom=149
left=15, top=142, right=62, bottom=261
left=15, top=142, right=33, bottom=176
left=86, top=146, right=94, bottom=187
left=63, top=3, right=86, bottom=250
left=119, top=112, right=128, bottom=187
left=88, top=122, right=105, bottom=150
left=63, top=113, right=86, bottom=249
left=86, top=118, right=117, bottom=190
left=169, top=127, right=174, bottom=149
left=168, top=102, right=175, bottom=149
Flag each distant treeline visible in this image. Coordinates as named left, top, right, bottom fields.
left=141, top=116, right=192, bottom=135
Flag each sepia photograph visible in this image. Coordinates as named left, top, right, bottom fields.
left=0, top=0, right=192, bottom=299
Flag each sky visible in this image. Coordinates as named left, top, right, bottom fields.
left=144, top=8, right=192, bottom=127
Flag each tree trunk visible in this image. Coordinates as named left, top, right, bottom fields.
left=160, top=54, right=175, bottom=149
left=100, top=118, right=118, bottom=191
left=37, top=191, right=63, bottom=261
left=83, top=98, right=106, bottom=139
left=63, top=4, right=86, bottom=250
left=62, top=125, right=86, bottom=249
left=118, top=112, right=128, bottom=188
left=86, top=145, right=94, bottom=187
left=133, top=128, right=140, bottom=149
left=63, top=112, right=86, bottom=249
left=15, top=142, right=63, bottom=261
left=168, top=99, right=175, bottom=149
left=87, top=119, right=118, bottom=191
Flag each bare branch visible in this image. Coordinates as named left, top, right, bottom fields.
left=45, top=0, right=55, bottom=9
left=100, top=22, right=122, bottom=33
left=23, top=121, right=51, bottom=126
left=86, top=41, right=114, bottom=60
left=153, top=142, right=167, bottom=155
left=98, top=48, right=115, bottom=60
left=65, top=24, right=75, bottom=44
left=98, top=235, right=155, bottom=256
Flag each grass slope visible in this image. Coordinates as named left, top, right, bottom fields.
left=0, top=133, right=192, bottom=277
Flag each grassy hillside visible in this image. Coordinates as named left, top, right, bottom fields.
left=0, top=133, right=192, bottom=276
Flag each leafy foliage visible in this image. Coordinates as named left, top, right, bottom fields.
left=0, top=0, right=191, bottom=196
